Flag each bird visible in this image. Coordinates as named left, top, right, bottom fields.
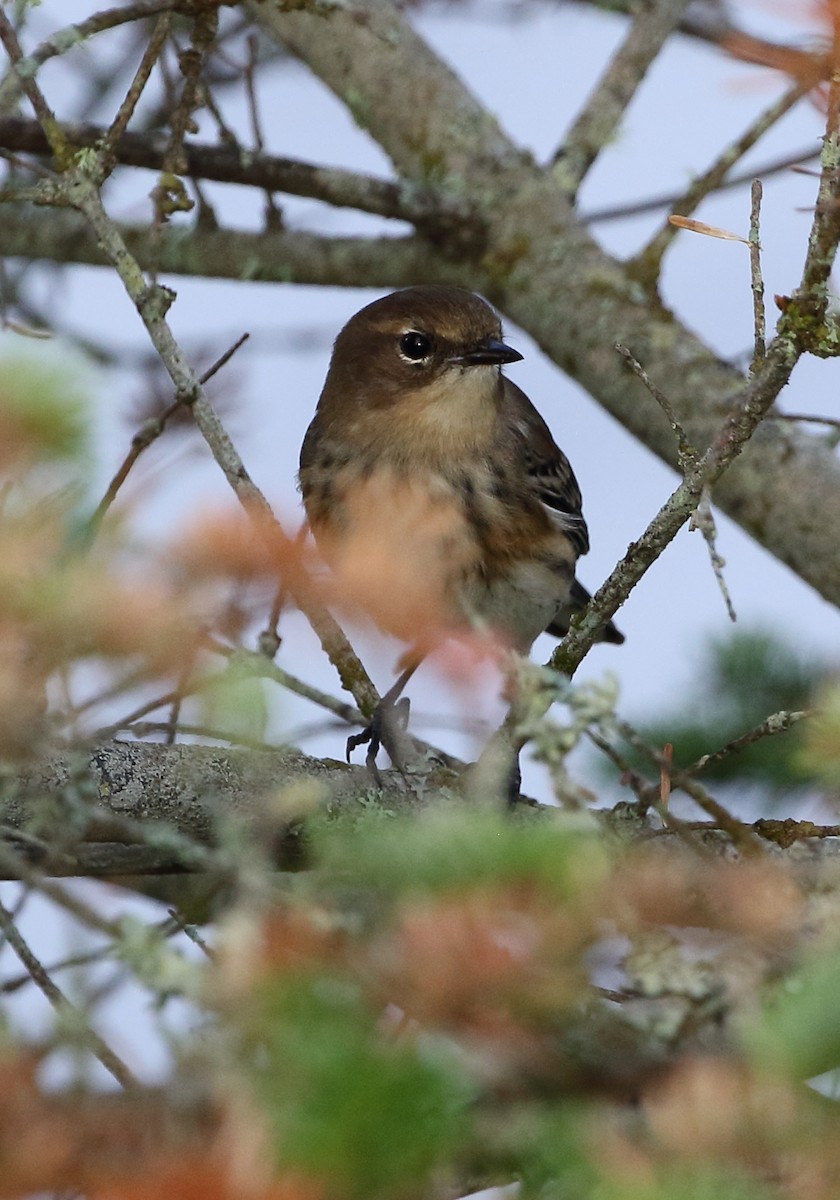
left=299, top=284, right=622, bottom=768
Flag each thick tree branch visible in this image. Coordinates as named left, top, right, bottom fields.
left=0, top=203, right=447, bottom=285
left=0, top=117, right=476, bottom=235
left=2, top=739, right=840, bottom=879
left=0, top=739, right=434, bottom=879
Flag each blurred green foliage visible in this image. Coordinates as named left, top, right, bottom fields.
left=200, top=658, right=271, bottom=744
left=312, top=805, right=608, bottom=900
left=0, top=350, right=91, bottom=464
left=624, top=628, right=829, bottom=793
left=214, top=803, right=840, bottom=1200
left=744, top=944, right=840, bottom=1080
left=249, top=976, right=470, bottom=1200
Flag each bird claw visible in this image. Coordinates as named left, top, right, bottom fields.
left=506, top=754, right=523, bottom=808
left=346, top=696, right=411, bottom=780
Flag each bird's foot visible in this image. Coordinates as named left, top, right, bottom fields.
left=347, top=695, right=412, bottom=781
left=506, top=754, right=523, bottom=809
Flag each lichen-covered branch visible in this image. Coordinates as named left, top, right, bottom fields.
left=0, top=739, right=430, bottom=877
left=553, top=0, right=692, bottom=191
left=0, top=117, right=474, bottom=233
left=3, top=738, right=840, bottom=877
left=0, top=203, right=445, bottom=286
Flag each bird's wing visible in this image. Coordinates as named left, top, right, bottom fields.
left=501, top=379, right=590, bottom=557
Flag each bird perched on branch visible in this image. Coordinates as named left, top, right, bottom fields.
left=299, top=284, right=622, bottom=766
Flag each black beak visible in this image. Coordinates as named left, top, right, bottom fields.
left=450, top=337, right=524, bottom=366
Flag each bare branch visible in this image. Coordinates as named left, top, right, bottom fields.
left=86, top=331, right=250, bottom=541
left=689, top=489, right=737, bottom=623
left=551, top=332, right=800, bottom=676
left=584, top=144, right=820, bottom=225
left=0, top=116, right=476, bottom=234
left=771, top=412, right=840, bottom=430
left=0, top=2, right=236, bottom=119
left=0, top=898, right=139, bottom=1090
left=0, top=10, right=67, bottom=163
left=746, top=180, right=767, bottom=374
left=553, top=0, right=692, bottom=194
left=634, top=79, right=807, bottom=281
left=100, top=15, right=171, bottom=164
left=615, top=343, right=697, bottom=470
left=0, top=204, right=443, bottom=287
left=796, top=27, right=840, bottom=317
left=688, top=708, right=813, bottom=776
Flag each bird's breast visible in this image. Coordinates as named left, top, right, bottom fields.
left=300, top=448, right=576, bottom=650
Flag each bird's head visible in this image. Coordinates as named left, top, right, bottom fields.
left=319, top=286, right=523, bottom=420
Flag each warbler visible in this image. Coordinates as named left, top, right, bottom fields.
left=299, top=285, right=622, bottom=759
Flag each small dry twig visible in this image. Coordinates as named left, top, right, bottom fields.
left=86, top=331, right=250, bottom=542
left=0, top=898, right=138, bottom=1089
left=689, top=488, right=737, bottom=622
left=659, top=742, right=673, bottom=808
left=749, top=179, right=766, bottom=370
left=635, top=79, right=809, bottom=280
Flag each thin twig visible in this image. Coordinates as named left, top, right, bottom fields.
left=553, top=0, right=692, bottom=195
left=0, top=1, right=186, bottom=118
left=608, top=358, right=735, bottom=614
left=0, top=841, right=122, bottom=936
left=615, top=344, right=697, bottom=469
left=771, top=412, right=840, bottom=430
left=203, top=636, right=467, bottom=772
left=244, top=31, right=282, bottom=228
left=689, top=488, right=737, bottom=622
left=204, top=635, right=363, bottom=724
left=633, top=80, right=808, bottom=282
left=586, top=728, right=720, bottom=855
left=795, top=25, right=840, bottom=319
left=0, top=144, right=54, bottom=180
left=546, top=318, right=805, bottom=684
left=100, top=14, right=171, bottom=164
left=95, top=688, right=185, bottom=739
left=0, top=898, right=139, bottom=1089
left=611, top=717, right=760, bottom=851
left=163, top=635, right=204, bottom=746
left=167, top=908, right=215, bottom=959
left=583, top=145, right=820, bottom=225
left=258, top=522, right=308, bottom=658
left=749, top=179, right=766, bottom=370
left=0, top=11, right=68, bottom=163
left=686, top=708, right=813, bottom=776
left=86, top=333, right=250, bottom=542
left=586, top=727, right=649, bottom=805
left=1, top=946, right=111, bottom=994
left=162, top=7, right=217, bottom=179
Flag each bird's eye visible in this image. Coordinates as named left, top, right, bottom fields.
left=399, top=331, right=432, bottom=362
